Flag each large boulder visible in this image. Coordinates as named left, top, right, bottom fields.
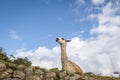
left=24, top=67, right=33, bottom=76
left=5, top=68, right=13, bottom=74
left=72, top=74, right=82, bottom=79
left=12, top=78, right=21, bottom=80
left=35, top=69, right=44, bottom=75
left=45, top=71, right=56, bottom=78
left=17, top=65, right=27, bottom=71
left=58, top=70, right=67, bottom=79
left=24, top=66, right=44, bottom=80
left=6, top=63, right=17, bottom=70
left=13, top=70, right=25, bottom=79
left=3, top=78, right=13, bottom=80
left=25, top=75, right=41, bottom=80
left=0, top=72, right=9, bottom=79
left=0, top=63, right=6, bottom=72
left=64, top=75, right=70, bottom=80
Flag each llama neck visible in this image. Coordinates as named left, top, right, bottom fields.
left=60, top=44, right=68, bottom=65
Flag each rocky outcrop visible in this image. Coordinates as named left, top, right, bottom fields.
left=1, top=62, right=119, bottom=80
left=0, top=62, right=90, bottom=80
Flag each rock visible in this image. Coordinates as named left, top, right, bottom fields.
left=45, top=71, right=56, bottom=78
left=24, top=66, right=44, bottom=80
left=84, top=72, right=96, bottom=77
left=13, top=70, right=25, bottom=79
left=73, top=74, right=82, bottom=79
left=6, top=68, right=13, bottom=74
left=17, top=65, right=26, bottom=71
left=58, top=70, right=67, bottom=78
left=6, top=63, right=17, bottom=70
left=35, top=69, right=44, bottom=79
left=0, top=63, right=6, bottom=71
left=25, top=75, right=41, bottom=80
left=0, top=62, right=114, bottom=80
left=69, top=74, right=83, bottom=80
left=78, top=77, right=89, bottom=80
left=70, top=76, right=75, bottom=80
left=88, top=77, right=96, bottom=80
left=40, top=75, right=44, bottom=79
left=35, top=69, right=44, bottom=75
left=34, top=66, right=41, bottom=69
left=12, top=78, right=21, bottom=80
left=64, top=75, right=70, bottom=80
left=24, top=67, right=33, bottom=76
left=0, top=72, right=9, bottom=79
left=3, top=78, right=13, bottom=80
left=45, top=78, right=54, bottom=80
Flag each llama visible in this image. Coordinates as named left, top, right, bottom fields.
left=56, top=37, right=83, bottom=75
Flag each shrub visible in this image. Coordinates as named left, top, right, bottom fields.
left=0, top=47, right=11, bottom=62
left=14, top=57, right=32, bottom=67
left=50, top=68, right=59, bottom=73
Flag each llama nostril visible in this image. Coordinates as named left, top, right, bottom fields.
left=56, top=38, right=59, bottom=42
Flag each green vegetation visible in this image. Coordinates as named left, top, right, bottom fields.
left=50, top=68, right=59, bottom=73
left=84, top=72, right=96, bottom=77
left=13, top=57, right=32, bottom=67
left=95, top=76, right=120, bottom=80
left=84, top=72, right=120, bottom=80
left=0, top=47, right=32, bottom=67
left=40, top=67, right=47, bottom=72
left=0, top=48, right=11, bottom=62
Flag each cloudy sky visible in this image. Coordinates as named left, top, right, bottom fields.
left=0, top=0, right=120, bottom=76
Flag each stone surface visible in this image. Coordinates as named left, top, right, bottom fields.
left=70, top=76, right=75, bottom=80
left=6, top=63, right=17, bottom=70
left=12, top=78, right=21, bottom=80
left=35, top=69, right=44, bottom=75
left=45, top=71, right=56, bottom=78
left=5, top=68, right=13, bottom=74
left=3, top=78, right=13, bottom=80
left=0, top=72, right=9, bottom=79
left=0, top=63, right=6, bottom=71
left=58, top=70, right=67, bottom=78
left=0, top=62, right=116, bottom=80
left=64, top=75, right=70, bottom=80
left=24, top=67, right=33, bottom=76
left=25, top=75, right=41, bottom=80
left=17, top=65, right=26, bottom=71
left=73, top=74, right=82, bottom=79
left=13, top=70, right=25, bottom=79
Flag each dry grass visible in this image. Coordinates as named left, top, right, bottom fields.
left=84, top=72, right=120, bottom=80
left=95, top=76, right=120, bottom=80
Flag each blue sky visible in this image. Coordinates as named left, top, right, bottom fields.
left=0, top=0, right=98, bottom=51
left=0, top=0, right=120, bottom=76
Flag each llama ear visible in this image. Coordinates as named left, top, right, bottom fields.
left=66, top=40, right=71, bottom=42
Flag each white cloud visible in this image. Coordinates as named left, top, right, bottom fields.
left=88, top=14, right=97, bottom=20
left=88, top=1, right=120, bottom=75
left=91, top=2, right=120, bottom=36
left=76, top=0, right=85, bottom=5
left=70, top=30, right=85, bottom=37
left=92, top=0, right=105, bottom=5
left=14, top=46, right=61, bottom=69
left=98, top=2, right=120, bottom=26
left=71, top=0, right=86, bottom=15
left=9, top=30, right=22, bottom=40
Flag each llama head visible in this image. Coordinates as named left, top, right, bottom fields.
left=56, top=37, right=71, bottom=45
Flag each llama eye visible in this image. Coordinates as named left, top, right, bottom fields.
left=62, top=38, right=64, bottom=40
